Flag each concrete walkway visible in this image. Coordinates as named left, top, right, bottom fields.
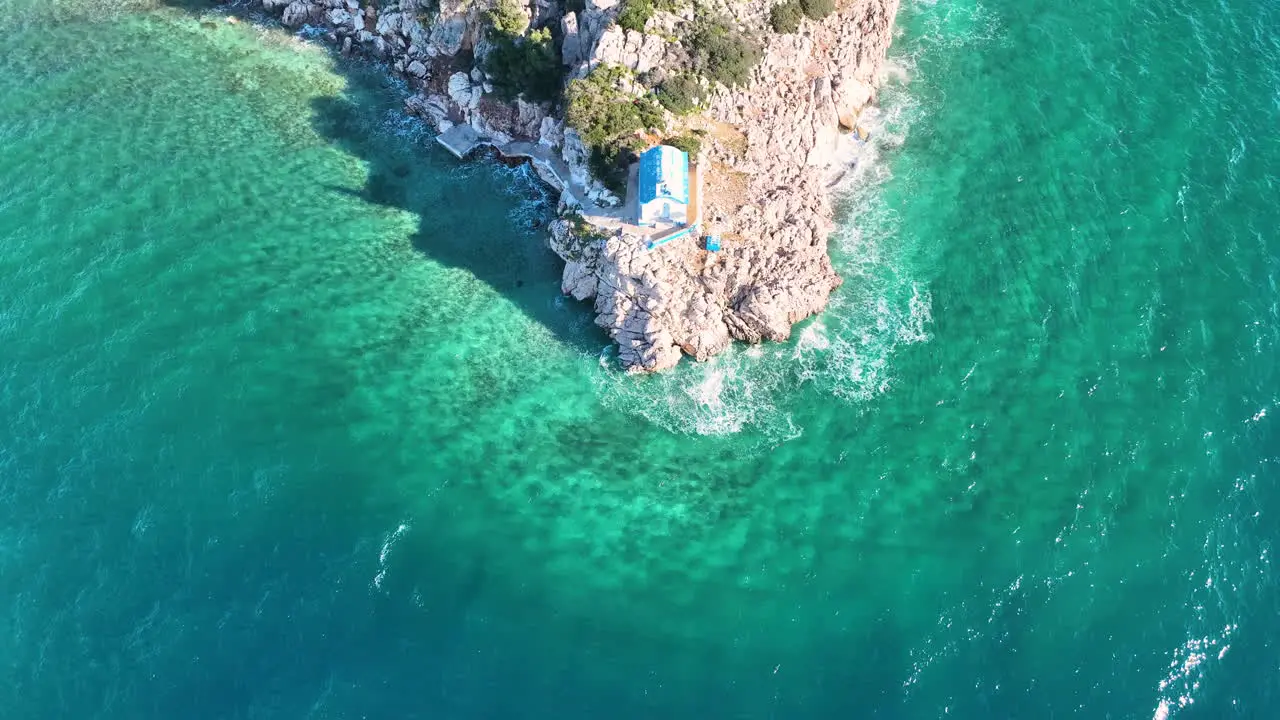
left=435, top=124, right=482, bottom=159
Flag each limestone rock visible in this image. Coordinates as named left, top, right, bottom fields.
left=405, top=93, right=451, bottom=126
left=561, top=129, right=591, bottom=188
left=375, top=10, right=404, bottom=36
left=281, top=1, right=315, bottom=28
left=560, top=13, right=583, bottom=66
left=429, top=16, right=468, bottom=56
left=513, top=99, right=546, bottom=139
left=468, top=113, right=513, bottom=146
left=326, top=8, right=352, bottom=30
left=589, top=27, right=675, bottom=75
left=561, top=261, right=599, bottom=301
left=447, top=72, right=481, bottom=111
left=538, top=117, right=563, bottom=148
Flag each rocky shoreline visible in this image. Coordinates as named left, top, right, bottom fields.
left=249, top=0, right=900, bottom=371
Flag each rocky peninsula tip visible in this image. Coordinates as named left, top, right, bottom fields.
left=253, top=0, right=900, bottom=371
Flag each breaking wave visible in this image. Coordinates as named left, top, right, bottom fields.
left=372, top=522, right=410, bottom=592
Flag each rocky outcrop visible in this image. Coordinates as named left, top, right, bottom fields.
left=248, top=0, right=900, bottom=372
left=588, top=26, right=683, bottom=76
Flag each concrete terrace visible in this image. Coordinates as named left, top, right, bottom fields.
left=436, top=125, right=703, bottom=251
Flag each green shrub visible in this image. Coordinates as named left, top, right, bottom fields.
left=684, top=16, right=761, bottom=88
left=566, top=67, right=667, bottom=194
left=589, top=146, right=632, bottom=195
left=636, top=95, right=664, bottom=130
left=484, top=28, right=563, bottom=102
left=564, top=211, right=612, bottom=248
left=565, top=66, right=663, bottom=148
left=656, top=74, right=702, bottom=115
left=769, top=1, right=802, bottom=33
left=664, top=134, right=702, bottom=157
left=617, top=0, right=653, bottom=33
left=486, top=0, right=530, bottom=35
left=799, top=0, right=835, bottom=21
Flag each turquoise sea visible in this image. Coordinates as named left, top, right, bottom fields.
left=3, top=0, right=1279, bottom=717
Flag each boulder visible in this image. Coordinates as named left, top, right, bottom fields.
left=562, top=261, right=599, bottom=301
left=326, top=8, right=352, bottom=29
left=469, top=113, right=512, bottom=145
left=836, top=78, right=874, bottom=128
left=513, top=99, right=546, bottom=138
left=560, top=13, right=583, bottom=66
left=591, top=26, right=626, bottom=68
left=429, top=16, right=468, bottom=56
left=447, top=72, right=481, bottom=110
left=538, top=117, right=564, bottom=148
left=280, top=1, right=315, bottom=28
left=375, top=10, right=403, bottom=36
left=589, top=27, right=674, bottom=75
left=561, top=129, right=591, bottom=188
left=406, top=93, right=452, bottom=127
left=632, top=32, right=669, bottom=74
left=531, top=0, right=560, bottom=28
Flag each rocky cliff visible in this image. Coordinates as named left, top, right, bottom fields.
left=252, top=0, right=900, bottom=371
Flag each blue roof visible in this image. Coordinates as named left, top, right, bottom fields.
left=638, top=145, right=689, bottom=205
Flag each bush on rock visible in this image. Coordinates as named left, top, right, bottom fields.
left=799, top=0, right=836, bottom=22
left=769, top=1, right=803, bottom=33
left=617, top=0, right=654, bottom=33
left=566, top=66, right=663, bottom=147
left=566, top=67, right=665, bottom=194
left=664, top=134, right=702, bottom=157
left=484, top=28, right=563, bottom=102
left=685, top=15, right=761, bottom=88
left=486, top=0, right=530, bottom=35
left=656, top=74, right=703, bottom=115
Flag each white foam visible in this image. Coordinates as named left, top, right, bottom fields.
left=372, top=522, right=410, bottom=591
left=593, top=346, right=798, bottom=440
left=1152, top=628, right=1236, bottom=717
left=910, top=0, right=1008, bottom=52
left=379, top=107, right=432, bottom=142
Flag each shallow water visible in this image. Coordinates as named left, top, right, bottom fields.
left=2, top=1, right=1279, bottom=718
